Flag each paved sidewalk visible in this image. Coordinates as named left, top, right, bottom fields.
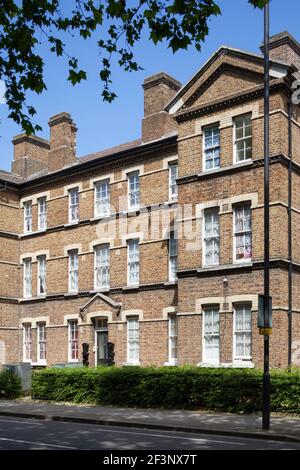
left=0, top=399, right=300, bottom=442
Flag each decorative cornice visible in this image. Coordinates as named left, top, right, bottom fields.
left=184, top=62, right=264, bottom=109
left=0, top=296, right=19, bottom=304
left=177, top=154, right=297, bottom=186
left=0, top=230, right=19, bottom=240
left=143, top=76, right=181, bottom=92
left=12, top=134, right=50, bottom=150
left=48, top=112, right=76, bottom=129
left=143, top=73, right=181, bottom=92
left=20, top=136, right=177, bottom=192
left=260, top=31, right=300, bottom=58
left=174, top=80, right=291, bottom=123
left=177, top=258, right=300, bottom=279
left=18, top=282, right=178, bottom=303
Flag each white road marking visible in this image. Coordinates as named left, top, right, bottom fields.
left=0, top=437, right=77, bottom=449
left=90, top=427, right=245, bottom=445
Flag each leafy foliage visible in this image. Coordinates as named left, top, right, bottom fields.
left=0, top=0, right=269, bottom=133
left=0, top=369, right=22, bottom=399
left=31, top=365, right=300, bottom=414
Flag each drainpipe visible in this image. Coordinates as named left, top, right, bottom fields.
left=288, top=99, right=293, bottom=368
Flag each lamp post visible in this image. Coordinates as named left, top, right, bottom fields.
left=262, top=1, right=271, bottom=431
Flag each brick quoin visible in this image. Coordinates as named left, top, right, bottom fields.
left=0, top=31, right=300, bottom=369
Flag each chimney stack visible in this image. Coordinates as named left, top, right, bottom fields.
left=260, top=31, right=300, bottom=78
left=11, top=134, right=50, bottom=178
left=48, top=112, right=77, bottom=172
left=142, top=72, right=181, bottom=143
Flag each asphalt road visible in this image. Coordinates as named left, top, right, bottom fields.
left=0, top=416, right=299, bottom=450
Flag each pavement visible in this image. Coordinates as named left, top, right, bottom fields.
left=0, top=399, right=300, bottom=443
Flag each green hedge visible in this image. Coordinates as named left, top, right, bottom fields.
left=0, top=369, right=22, bottom=399
left=31, top=366, right=300, bottom=414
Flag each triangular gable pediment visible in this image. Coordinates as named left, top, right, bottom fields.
left=80, top=293, right=122, bottom=317
left=185, top=63, right=263, bottom=109
left=166, top=47, right=291, bottom=115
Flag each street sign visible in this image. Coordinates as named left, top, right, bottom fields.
left=258, top=294, right=272, bottom=328
left=259, top=327, right=273, bottom=336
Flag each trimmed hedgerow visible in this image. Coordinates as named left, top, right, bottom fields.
left=31, top=366, right=300, bottom=413
left=0, top=369, right=22, bottom=399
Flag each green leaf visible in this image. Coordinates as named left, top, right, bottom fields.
left=68, top=69, right=87, bottom=85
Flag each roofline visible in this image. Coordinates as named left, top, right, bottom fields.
left=10, top=134, right=177, bottom=190
left=165, top=45, right=295, bottom=113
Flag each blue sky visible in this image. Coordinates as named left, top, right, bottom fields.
left=0, top=0, right=299, bottom=172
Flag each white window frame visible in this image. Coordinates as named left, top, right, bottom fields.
left=68, top=187, right=79, bottom=223
left=169, top=163, right=178, bottom=201
left=233, top=304, right=252, bottom=363
left=68, top=250, right=79, bottom=293
left=38, top=197, right=47, bottom=230
left=37, top=322, right=47, bottom=364
left=233, top=203, right=252, bottom=263
left=127, top=317, right=139, bottom=365
left=202, top=307, right=220, bottom=365
left=203, top=125, right=220, bottom=171
left=168, top=314, right=178, bottom=365
left=128, top=171, right=140, bottom=210
left=37, top=255, right=46, bottom=296
left=23, top=259, right=32, bottom=298
left=23, top=323, right=32, bottom=363
left=23, top=201, right=32, bottom=233
left=168, top=233, right=177, bottom=282
left=203, top=208, right=220, bottom=267
left=127, top=239, right=139, bottom=286
left=94, top=244, right=110, bottom=290
left=94, top=179, right=110, bottom=217
left=233, top=113, right=252, bottom=163
left=68, top=320, right=79, bottom=362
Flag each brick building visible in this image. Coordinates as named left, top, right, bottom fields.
left=1, top=31, right=300, bottom=369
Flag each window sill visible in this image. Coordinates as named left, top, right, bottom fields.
left=198, top=362, right=254, bottom=369
left=197, top=262, right=252, bottom=274
left=20, top=229, right=47, bottom=238
left=164, top=361, right=178, bottom=367
left=198, top=160, right=252, bottom=178
left=20, top=296, right=35, bottom=302
left=125, top=208, right=140, bottom=216
left=31, top=361, right=47, bottom=367
left=234, top=158, right=252, bottom=166
left=123, top=284, right=139, bottom=291
left=122, top=362, right=140, bottom=367
left=91, top=287, right=110, bottom=294
left=202, top=263, right=220, bottom=269
left=91, top=214, right=112, bottom=222
left=233, top=259, right=252, bottom=266
left=202, top=166, right=221, bottom=173
left=65, top=292, right=79, bottom=297
left=65, top=221, right=79, bottom=228
left=164, top=199, right=178, bottom=206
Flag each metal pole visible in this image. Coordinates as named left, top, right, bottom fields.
left=262, top=2, right=270, bottom=431
left=288, top=99, right=293, bottom=368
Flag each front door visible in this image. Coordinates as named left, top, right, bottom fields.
left=96, top=331, right=108, bottom=365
